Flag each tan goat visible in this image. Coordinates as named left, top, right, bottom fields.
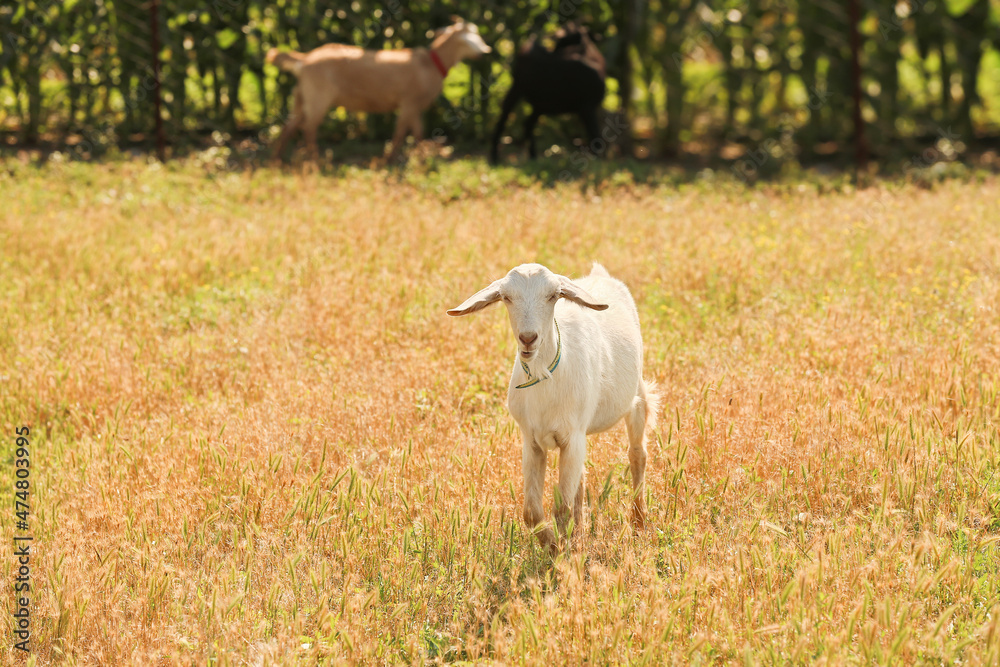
left=267, top=18, right=491, bottom=162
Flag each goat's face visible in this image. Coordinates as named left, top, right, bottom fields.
left=550, top=24, right=606, bottom=79
left=447, top=263, right=609, bottom=367
left=552, top=24, right=584, bottom=52
left=459, top=23, right=493, bottom=58
left=499, top=265, right=563, bottom=363
left=433, top=19, right=492, bottom=59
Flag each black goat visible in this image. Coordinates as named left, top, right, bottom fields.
left=489, top=27, right=606, bottom=164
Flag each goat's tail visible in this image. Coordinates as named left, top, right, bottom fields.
left=639, top=377, right=660, bottom=433
left=266, top=48, right=305, bottom=75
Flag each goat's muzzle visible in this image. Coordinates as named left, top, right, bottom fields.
left=519, top=332, right=538, bottom=359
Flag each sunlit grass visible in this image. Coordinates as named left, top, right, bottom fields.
left=0, top=157, right=998, bottom=664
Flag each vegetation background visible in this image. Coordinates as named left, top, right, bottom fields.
left=2, top=0, right=1000, bottom=166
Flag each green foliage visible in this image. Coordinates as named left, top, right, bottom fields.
left=0, top=0, right=999, bottom=156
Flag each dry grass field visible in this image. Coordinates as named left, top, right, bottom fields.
left=1, top=156, right=999, bottom=665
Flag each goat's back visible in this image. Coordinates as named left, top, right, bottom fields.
left=559, top=267, right=643, bottom=433
left=571, top=267, right=642, bottom=361
left=511, top=54, right=605, bottom=112
left=294, top=45, right=441, bottom=114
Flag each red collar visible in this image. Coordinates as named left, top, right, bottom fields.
left=429, top=50, right=449, bottom=77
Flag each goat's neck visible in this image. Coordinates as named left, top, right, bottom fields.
left=519, top=320, right=561, bottom=382
left=432, top=38, right=466, bottom=71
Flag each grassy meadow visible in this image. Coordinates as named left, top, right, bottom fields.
left=1, top=155, right=999, bottom=664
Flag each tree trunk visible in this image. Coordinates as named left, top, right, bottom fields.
left=616, top=0, right=638, bottom=155
left=25, top=69, right=42, bottom=144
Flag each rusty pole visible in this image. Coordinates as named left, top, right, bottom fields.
left=149, top=0, right=166, bottom=161
left=848, top=0, right=867, bottom=177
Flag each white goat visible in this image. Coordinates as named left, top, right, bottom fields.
left=448, top=263, right=659, bottom=550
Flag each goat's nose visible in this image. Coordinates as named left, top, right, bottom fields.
left=519, top=332, right=538, bottom=347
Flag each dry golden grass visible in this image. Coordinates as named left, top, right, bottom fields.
left=1, top=158, right=999, bottom=665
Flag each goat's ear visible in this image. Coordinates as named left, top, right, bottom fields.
left=447, top=280, right=503, bottom=316
left=559, top=278, right=609, bottom=311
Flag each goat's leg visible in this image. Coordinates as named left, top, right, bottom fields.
left=410, top=114, right=424, bottom=143
left=302, top=120, right=322, bottom=164
left=408, top=114, right=425, bottom=156
left=299, top=87, right=337, bottom=165
left=625, top=392, right=650, bottom=529
left=300, top=96, right=329, bottom=164
left=271, top=87, right=304, bottom=163
left=581, top=107, right=603, bottom=158
left=387, top=106, right=417, bottom=163
left=522, top=437, right=555, bottom=551
left=523, top=111, right=541, bottom=160
left=490, top=88, right=520, bottom=164
left=555, top=432, right=586, bottom=543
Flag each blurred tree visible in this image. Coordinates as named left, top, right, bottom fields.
left=952, top=0, right=991, bottom=141
left=6, top=1, right=60, bottom=143
left=1, top=0, right=999, bottom=158
left=644, top=0, right=697, bottom=156
left=112, top=0, right=155, bottom=137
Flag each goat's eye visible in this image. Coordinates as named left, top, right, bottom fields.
left=502, top=295, right=511, bottom=303
left=548, top=293, right=559, bottom=302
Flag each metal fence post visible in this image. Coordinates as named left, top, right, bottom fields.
left=848, top=0, right=867, bottom=176
left=149, top=0, right=166, bottom=161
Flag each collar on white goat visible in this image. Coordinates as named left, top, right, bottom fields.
left=429, top=50, right=449, bottom=77
left=515, top=319, right=562, bottom=389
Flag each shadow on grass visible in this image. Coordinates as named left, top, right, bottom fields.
left=3, top=132, right=1000, bottom=193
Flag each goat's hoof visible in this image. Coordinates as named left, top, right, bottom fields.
left=532, top=526, right=557, bottom=554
